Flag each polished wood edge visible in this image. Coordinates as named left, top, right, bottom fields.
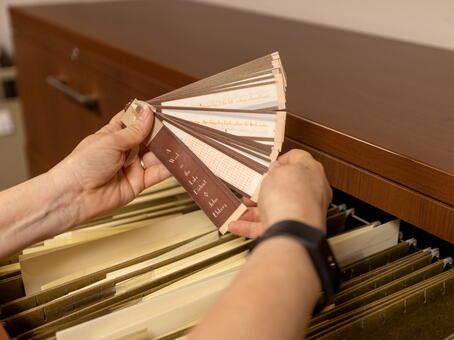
left=286, top=114, right=454, bottom=206
left=284, top=137, right=454, bottom=243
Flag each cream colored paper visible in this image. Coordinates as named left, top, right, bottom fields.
left=56, top=267, right=240, bottom=340
left=20, top=210, right=216, bottom=295
left=329, top=219, right=400, bottom=267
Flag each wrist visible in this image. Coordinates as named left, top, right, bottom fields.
left=47, top=163, right=85, bottom=229
left=265, top=204, right=326, bottom=234
left=250, top=220, right=340, bottom=310
left=254, top=236, right=322, bottom=299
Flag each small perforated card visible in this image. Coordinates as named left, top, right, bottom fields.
left=121, top=53, right=287, bottom=233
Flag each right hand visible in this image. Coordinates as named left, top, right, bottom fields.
left=229, top=149, right=332, bottom=237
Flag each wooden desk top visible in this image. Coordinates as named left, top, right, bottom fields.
left=10, top=0, right=454, bottom=208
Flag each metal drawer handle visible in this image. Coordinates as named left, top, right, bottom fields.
left=46, top=75, right=98, bottom=109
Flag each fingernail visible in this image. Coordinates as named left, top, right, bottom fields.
left=138, top=107, right=149, bottom=121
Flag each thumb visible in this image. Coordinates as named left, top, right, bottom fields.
left=228, top=220, right=265, bottom=239
left=112, top=106, right=154, bottom=151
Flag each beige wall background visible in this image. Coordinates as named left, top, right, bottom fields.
left=0, top=0, right=121, bottom=53
left=192, top=0, right=454, bottom=51
left=1, top=0, right=453, bottom=53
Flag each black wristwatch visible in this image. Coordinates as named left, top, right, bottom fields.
left=248, top=220, right=340, bottom=312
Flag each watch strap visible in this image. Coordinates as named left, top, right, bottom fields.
left=248, top=220, right=340, bottom=312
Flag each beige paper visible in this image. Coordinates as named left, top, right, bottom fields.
left=56, top=267, right=240, bottom=340
left=329, top=220, right=400, bottom=267
left=20, top=210, right=216, bottom=295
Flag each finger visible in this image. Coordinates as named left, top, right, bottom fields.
left=123, top=158, right=146, bottom=196
left=96, top=111, right=126, bottom=134
left=228, top=220, right=265, bottom=239
left=242, top=197, right=257, bottom=207
left=144, top=163, right=171, bottom=188
left=237, top=207, right=260, bottom=222
left=108, top=110, right=128, bottom=131
left=111, top=107, right=154, bottom=151
left=278, top=149, right=314, bottom=166
left=141, top=150, right=162, bottom=168
left=124, top=145, right=140, bottom=168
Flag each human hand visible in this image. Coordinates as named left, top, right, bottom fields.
left=229, top=149, right=332, bottom=238
left=49, top=105, right=170, bottom=223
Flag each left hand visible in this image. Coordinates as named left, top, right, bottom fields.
left=229, top=150, right=332, bottom=238
left=49, top=106, right=170, bottom=223
left=228, top=198, right=263, bottom=238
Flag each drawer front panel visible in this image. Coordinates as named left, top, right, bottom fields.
left=283, top=137, right=454, bottom=244
left=15, top=36, right=57, bottom=170
left=14, top=30, right=175, bottom=175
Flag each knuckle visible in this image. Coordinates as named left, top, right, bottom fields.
left=315, top=160, right=324, bottom=171
left=128, top=124, right=144, bottom=138
left=308, top=159, right=323, bottom=172
left=281, top=149, right=314, bottom=165
left=291, top=149, right=311, bottom=159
